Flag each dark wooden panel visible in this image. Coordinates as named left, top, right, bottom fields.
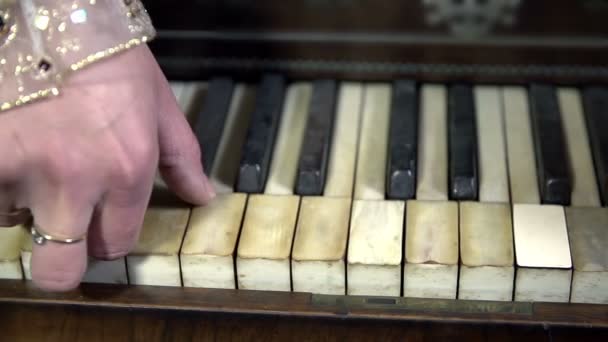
left=0, top=281, right=607, bottom=328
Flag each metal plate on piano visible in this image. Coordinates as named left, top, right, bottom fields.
left=312, top=294, right=533, bottom=316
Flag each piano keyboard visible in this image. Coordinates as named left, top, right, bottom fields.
left=1, top=77, right=607, bottom=305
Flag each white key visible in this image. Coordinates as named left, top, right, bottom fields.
left=558, top=88, right=601, bottom=207
left=127, top=207, right=190, bottom=287
left=291, top=197, right=350, bottom=295
left=324, top=83, right=364, bottom=197
left=416, top=84, right=448, bottom=201
left=513, top=204, right=572, bottom=302
left=503, top=87, right=540, bottom=204
left=353, top=84, right=391, bottom=200
left=210, top=84, right=256, bottom=194
left=404, top=200, right=458, bottom=299
left=181, top=193, right=247, bottom=289
left=347, top=200, right=404, bottom=296
left=236, top=195, right=300, bottom=291
left=459, top=202, right=514, bottom=301
left=566, top=207, right=608, bottom=304
left=265, top=83, right=312, bottom=195
left=475, top=86, right=509, bottom=203
left=0, top=225, right=25, bottom=280
left=179, top=82, right=209, bottom=123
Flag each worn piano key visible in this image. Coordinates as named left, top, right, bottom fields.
left=181, top=194, right=247, bottom=289
left=237, top=75, right=286, bottom=193
left=566, top=207, right=608, bottom=304
left=404, top=200, right=459, bottom=299
left=0, top=225, right=25, bottom=279
left=353, top=84, right=392, bottom=200
left=448, top=84, right=478, bottom=201
left=236, top=195, right=300, bottom=291
left=291, top=197, right=350, bottom=295
left=209, top=84, right=256, bottom=194
left=558, top=88, right=601, bottom=207
left=194, top=78, right=235, bottom=174
left=503, top=87, right=540, bottom=204
left=126, top=207, right=190, bottom=287
left=324, top=83, right=363, bottom=197
left=528, top=84, right=572, bottom=205
left=265, top=83, right=312, bottom=195
left=459, top=202, right=514, bottom=301
left=475, top=86, right=509, bottom=203
left=582, top=86, right=608, bottom=206
left=296, top=80, right=337, bottom=195
left=386, top=80, right=418, bottom=200
left=178, top=82, right=209, bottom=126
left=347, top=200, right=404, bottom=296
left=417, top=84, right=448, bottom=200
left=513, top=204, right=572, bottom=302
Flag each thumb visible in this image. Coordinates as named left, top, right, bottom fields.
left=156, top=75, right=215, bottom=205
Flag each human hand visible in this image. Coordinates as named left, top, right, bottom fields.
left=0, top=45, right=215, bottom=291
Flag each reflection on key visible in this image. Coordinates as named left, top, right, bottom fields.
left=237, top=75, right=286, bottom=193
left=513, top=204, right=572, bottom=302
left=582, top=86, right=608, bottom=206
left=387, top=80, right=418, bottom=200
left=566, top=207, right=608, bottom=304
left=448, top=84, right=478, bottom=201
left=529, top=84, right=571, bottom=205
left=296, top=80, right=337, bottom=196
left=417, top=84, right=448, bottom=200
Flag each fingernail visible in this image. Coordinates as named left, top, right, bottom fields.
left=201, top=174, right=216, bottom=202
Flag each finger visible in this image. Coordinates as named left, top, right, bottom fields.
left=87, top=178, right=153, bottom=260
left=29, top=187, right=94, bottom=291
left=156, top=70, right=215, bottom=205
left=0, top=126, right=29, bottom=227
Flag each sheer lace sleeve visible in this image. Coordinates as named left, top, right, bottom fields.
left=0, top=0, right=155, bottom=112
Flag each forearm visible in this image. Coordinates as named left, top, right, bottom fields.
left=0, top=0, right=155, bottom=112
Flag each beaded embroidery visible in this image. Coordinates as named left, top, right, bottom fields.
left=0, top=0, right=155, bottom=112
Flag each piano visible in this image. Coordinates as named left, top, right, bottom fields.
left=1, top=0, right=607, bottom=340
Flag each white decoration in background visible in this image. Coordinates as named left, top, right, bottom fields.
left=422, top=0, right=522, bottom=37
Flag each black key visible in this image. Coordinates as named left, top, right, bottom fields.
left=386, top=80, right=418, bottom=200
left=296, top=80, right=337, bottom=195
left=448, top=84, right=478, bottom=201
left=528, top=84, right=571, bottom=205
left=582, top=86, right=608, bottom=206
left=194, top=78, right=235, bottom=173
left=236, top=75, right=286, bottom=193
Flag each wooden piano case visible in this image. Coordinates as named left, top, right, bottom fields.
left=1, top=1, right=607, bottom=340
